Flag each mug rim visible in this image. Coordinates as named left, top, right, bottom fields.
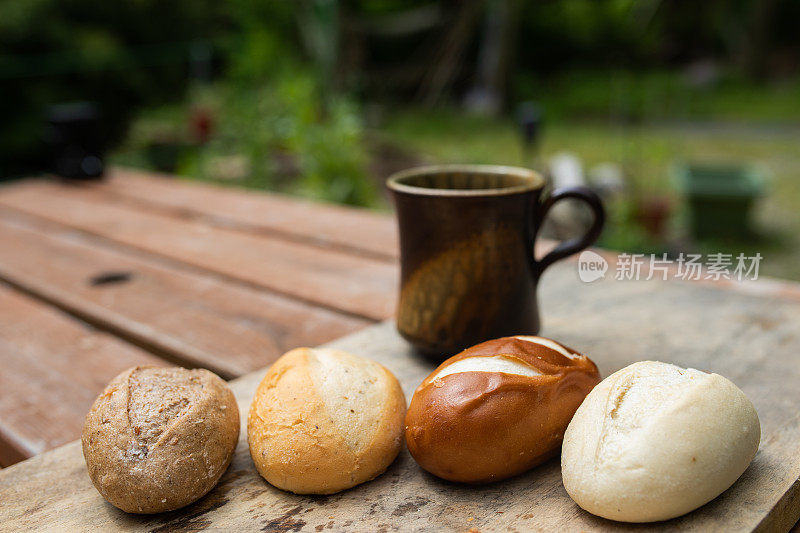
left=386, top=164, right=545, bottom=197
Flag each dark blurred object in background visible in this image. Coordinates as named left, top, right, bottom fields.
left=516, top=101, right=543, bottom=168
left=45, top=102, right=104, bottom=179
left=673, top=162, right=766, bottom=240
left=0, top=0, right=230, bottom=179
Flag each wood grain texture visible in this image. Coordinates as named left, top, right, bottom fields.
left=0, top=283, right=163, bottom=466
left=93, top=168, right=399, bottom=260
left=0, top=214, right=370, bottom=380
left=0, top=180, right=397, bottom=320
left=95, top=168, right=571, bottom=270
left=2, top=263, right=799, bottom=531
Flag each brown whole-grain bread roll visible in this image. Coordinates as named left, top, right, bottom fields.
left=82, top=365, right=240, bottom=513
left=405, top=335, right=600, bottom=483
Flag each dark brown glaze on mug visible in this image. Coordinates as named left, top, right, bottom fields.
left=386, top=165, right=604, bottom=359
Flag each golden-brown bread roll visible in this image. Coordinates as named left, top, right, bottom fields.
left=248, top=347, right=406, bottom=494
left=82, top=366, right=240, bottom=513
left=405, top=335, right=600, bottom=483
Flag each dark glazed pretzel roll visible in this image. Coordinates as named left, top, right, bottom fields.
left=405, top=335, right=600, bottom=483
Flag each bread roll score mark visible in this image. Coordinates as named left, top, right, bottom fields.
left=427, top=336, right=584, bottom=385
left=126, top=367, right=200, bottom=457
left=307, top=348, right=385, bottom=453
left=513, top=335, right=581, bottom=360
left=425, top=335, right=584, bottom=386
left=430, top=355, right=542, bottom=382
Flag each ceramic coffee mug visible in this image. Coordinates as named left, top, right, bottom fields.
left=387, top=165, right=604, bottom=358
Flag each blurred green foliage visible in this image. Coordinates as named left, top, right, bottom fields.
left=105, top=0, right=382, bottom=207
left=182, top=75, right=375, bottom=207
left=114, top=71, right=376, bottom=207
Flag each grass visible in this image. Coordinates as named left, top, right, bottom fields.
left=109, top=70, right=800, bottom=281
left=512, top=70, right=800, bottom=124
left=379, top=109, right=800, bottom=281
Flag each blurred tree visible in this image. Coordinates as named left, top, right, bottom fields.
left=2, top=0, right=799, bottom=179
left=464, top=0, right=521, bottom=115
left=297, top=0, right=340, bottom=100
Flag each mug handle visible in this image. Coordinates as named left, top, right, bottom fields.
left=532, top=186, right=605, bottom=276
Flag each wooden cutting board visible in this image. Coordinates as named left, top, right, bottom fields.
left=2, top=270, right=800, bottom=532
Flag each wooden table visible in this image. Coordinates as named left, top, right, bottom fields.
left=0, top=168, right=397, bottom=465
left=1, top=168, right=799, bottom=532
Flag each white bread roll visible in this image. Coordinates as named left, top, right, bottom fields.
left=561, top=361, right=760, bottom=523
left=248, top=348, right=406, bottom=494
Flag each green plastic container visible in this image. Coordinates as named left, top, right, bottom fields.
left=672, top=162, right=765, bottom=239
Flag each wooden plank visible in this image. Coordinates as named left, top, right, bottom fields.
left=96, top=169, right=580, bottom=271
left=2, top=263, right=799, bottom=531
left=0, top=214, right=370, bottom=379
left=0, top=180, right=397, bottom=321
left=94, top=167, right=399, bottom=260
left=0, top=283, right=164, bottom=466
